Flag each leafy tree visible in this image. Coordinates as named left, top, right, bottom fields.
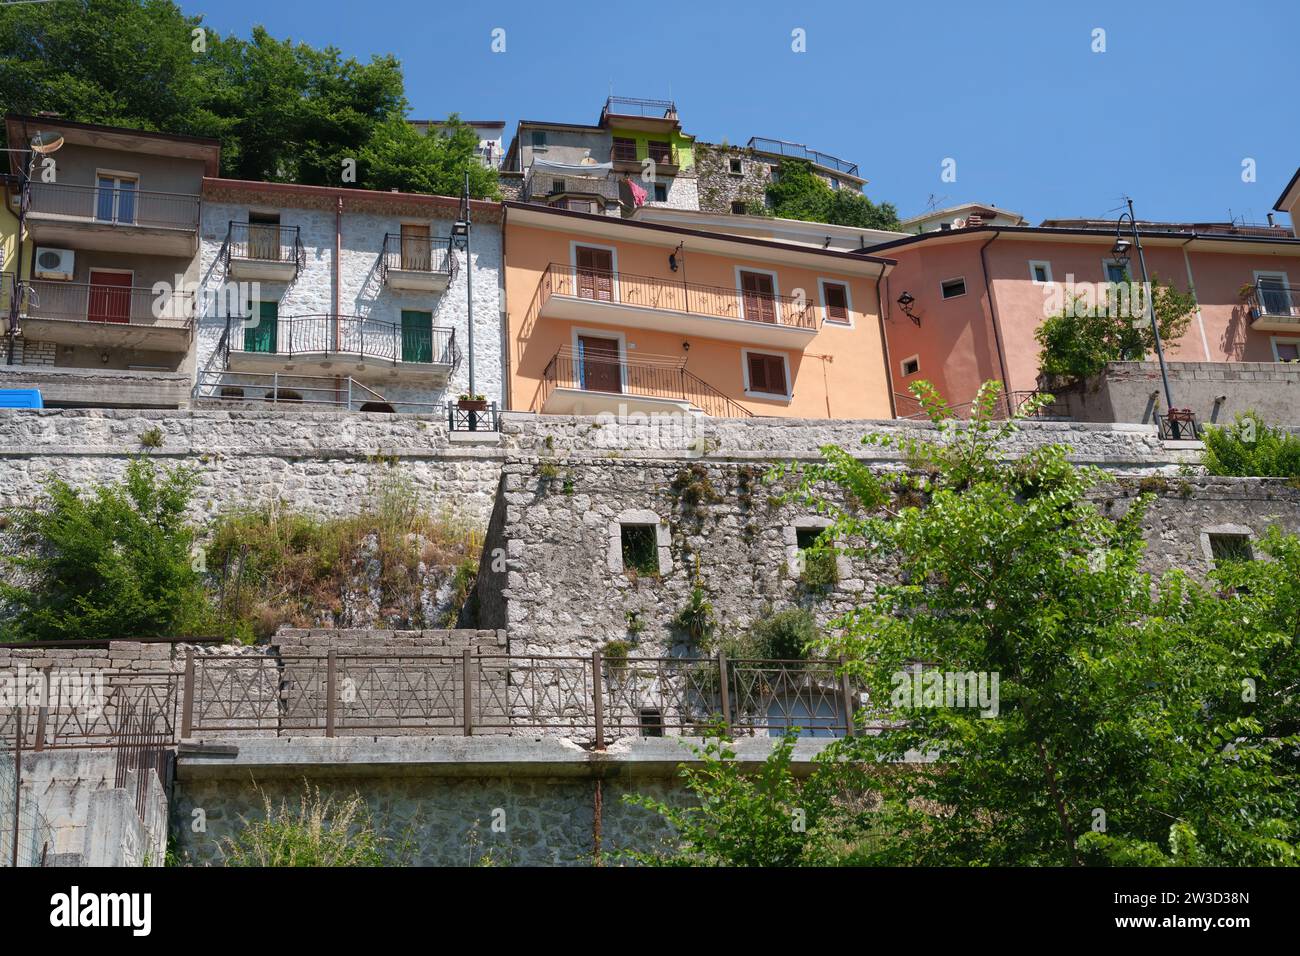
left=765, top=159, right=900, bottom=230
left=620, top=730, right=876, bottom=866
left=0, top=458, right=215, bottom=640
left=0, top=1, right=494, bottom=197
left=775, top=380, right=1299, bottom=866
left=360, top=115, right=500, bottom=200
left=1202, top=411, right=1300, bottom=478
left=1036, top=274, right=1197, bottom=383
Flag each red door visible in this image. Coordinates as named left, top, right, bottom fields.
left=578, top=335, right=622, bottom=394
left=88, top=271, right=132, bottom=324
left=575, top=246, right=614, bottom=302
left=740, top=271, right=777, bottom=323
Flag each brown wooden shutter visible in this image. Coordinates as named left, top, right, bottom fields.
left=740, top=271, right=776, bottom=323
left=748, top=353, right=786, bottom=394
left=824, top=283, right=849, bottom=322
left=575, top=246, right=614, bottom=301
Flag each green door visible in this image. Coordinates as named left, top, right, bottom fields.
left=401, top=310, right=433, bottom=363
left=244, top=301, right=279, bottom=353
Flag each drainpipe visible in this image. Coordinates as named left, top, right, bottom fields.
left=334, top=197, right=343, bottom=350
left=977, top=230, right=1013, bottom=411
left=874, top=267, right=897, bottom=419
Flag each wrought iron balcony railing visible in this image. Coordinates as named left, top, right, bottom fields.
left=531, top=262, right=818, bottom=331
left=224, top=221, right=305, bottom=268
left=226, top=313, right=457, bottom=366
left=23, top=279, right=195, bottom=329
left=540, top=346, right=752, bottom=418
left=1245, top=280, right=1300, bottom=322
left=382, top=233, right=456, bottom=277
left=523, top=170, right=622, bottom=204
left=25, top=181, right=200, bottom=230
left=746, top=137, right=860, bottom=177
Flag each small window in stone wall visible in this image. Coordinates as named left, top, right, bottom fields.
left=639, top=708, right=664, bottom=737
left=728, top=157, right=744, bottom=175
left=1208, top=533, right=1253, bottom=566
left=653, top=183, right=668, bottom=203
left=621, top=524, right=659, bottom=576
left=795, top=526, right=838, bottom=588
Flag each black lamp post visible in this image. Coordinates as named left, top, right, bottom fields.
left=1114, top=197, right=1175, bottom=418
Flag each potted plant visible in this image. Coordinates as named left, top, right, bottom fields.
left=457, top=393, right=488, bottom=412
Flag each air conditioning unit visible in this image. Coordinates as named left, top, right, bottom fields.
left=34, top=247, right=75, bottom=281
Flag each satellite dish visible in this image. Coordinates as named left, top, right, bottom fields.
left=29, top=131, right=64, bottom=155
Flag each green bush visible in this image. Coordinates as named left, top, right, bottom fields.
left=1202, top=412, right=1300, bottom=478
left=220, top=784, right=387, bottom=867
left=749, top=608, right=818, bottom=661
left=0, top=458, right=217, bottom=641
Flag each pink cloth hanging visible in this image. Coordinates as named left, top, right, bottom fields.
left=625, top=178, right=648, bottom=207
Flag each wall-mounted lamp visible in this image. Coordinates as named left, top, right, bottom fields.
left=681, top=341, right=690, bottom=352
left=669, top=241, right=684, bottom=273
left=1110, top=237, right=1132, bottom=270
left=897, top=290, right=921, bottom=326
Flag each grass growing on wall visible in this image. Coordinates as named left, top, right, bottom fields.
left=206, top=469, right=483, bottom=639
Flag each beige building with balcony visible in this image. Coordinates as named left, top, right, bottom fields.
left=3, top=115, right=218, bottom=408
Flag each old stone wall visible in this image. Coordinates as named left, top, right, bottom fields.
left=695, top=144, right=770, bottom=214
left=477, top=458, right=1300, bottom=657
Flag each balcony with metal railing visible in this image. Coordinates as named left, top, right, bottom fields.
left=223, top=313, right=457, bottom=383
left=223, top=221, right=305, bottom=282
left=19, top=279, right=194, bottom=351
left=610, top=139, right=681, bottom=175
left=600, top=96, right=679, bottom=128
left=1244, top=279, right=1300, bottom=332
left=382, top=233, right=456, bottom=292
left=529, top=262, right=819, bottom=348
left=24, top=182, right=201, bottom=257
left=746, top=137, right=860, bottom=178
left=522, top=170, right=623, bottom=208
left=539, top=345, right=752, bottom=418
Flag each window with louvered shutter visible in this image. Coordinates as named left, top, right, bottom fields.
left=823, top=282, right=849, bottom=323
left=747, top=353, right=786, bottom=395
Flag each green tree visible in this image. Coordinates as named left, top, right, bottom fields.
left=765, top=159, right=900, bottom=230
left=0, top=458, right=215, bottom=640
left=359, top=114, right=500, bottom=199
left=1036, top=274, right=1197, bottom=383
left=776, top=380, right=1299, bottom=866
left=1202, top=411, right=1300, bottom=478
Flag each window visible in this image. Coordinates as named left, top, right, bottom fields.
left=247, top=212, right=282, bottom=261
left=1272, top=337, right=1300, bottom=362
left=653, top=183, right=668, bottom=203
left=941, top=277, right=966, bottom=299
left=1103, top=259, right=1128, bottom=284
left=1029, top=260, right=1053, bottom=284
left=551, top=178, right=566, bottom=194
left=769, top=165, right=781, bottom=182
left=612, top=137, right=636, bottom=163
left=901, top=355, right=920, bottom=376
left=795, top=526, right=838, bottom=587
left=820, top=280, right=851, bottom=325
left=620, top=525, right=659, bottom=576
left=638, top=708, right=664, bottom=737
left=728, top=157, right=744, bottom=176
left=738, top=269, right=779, bottom=323
left=1256, top=271, right=1293, bottom=316
left=1208, top=534, right=1253, bottom=566
left=530, top=130, right=547, bottom=149
left=647, top=140, right=672, bottom=165
left=744, top=350, right=789, bottom=397
left=95, top=173, right=138, bottom=224
left=731, top=201, right=747, bottom=215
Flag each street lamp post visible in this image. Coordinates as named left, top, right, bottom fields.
left=1113, top=197, right=1176, bottom=422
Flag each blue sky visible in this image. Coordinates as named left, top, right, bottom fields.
left=179, top=0, right=1300, bottom=225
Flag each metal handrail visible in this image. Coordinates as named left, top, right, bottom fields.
left=533, top=261, right=818, bottom=330
left=746, top=137, right=859, bottom=177
left=602, top=95, right=677, bottom=120
left=22, top=279, right=195, bottom=329
left=25, top=181, right=200, bottom=229
left=227, top=313, right=457, bottom=366
left=381, top=233, right=456, bottom=278
left=540, top=345, right=752, bottom=418
left=224, top=221, right=304, bottom=268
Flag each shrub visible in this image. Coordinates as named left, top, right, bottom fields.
left=749, top=608, right=818, bottom=661
left=0, top=458, right=217, bottom=641
left=220, top=783, right=387, bottom=867
left=1202, top=412, right=1300, bottom=478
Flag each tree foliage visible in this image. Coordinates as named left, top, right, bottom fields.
left=768, top=380, right=1300, bottom=866
left=0, top=458, right=216, bottom=640
left=1202, top=411, right=1300, bottom=478
left=0, top=0, right=497, bottom=197
left=764, top=158, right=900, bottom=230
left=1035, top=274, right=1197, bottom=383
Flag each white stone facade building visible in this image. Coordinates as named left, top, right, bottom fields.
left=194, top=180, right=504, bottom=413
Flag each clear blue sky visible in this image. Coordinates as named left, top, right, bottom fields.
left=179, top=0, right=1300, bottom=225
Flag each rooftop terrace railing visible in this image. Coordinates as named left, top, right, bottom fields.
left=602, top=96, right=678, bottom=120
left=746, top=137, right=859, bottom=177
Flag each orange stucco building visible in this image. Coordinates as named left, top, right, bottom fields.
left=502, top=203, right=896, bottom=419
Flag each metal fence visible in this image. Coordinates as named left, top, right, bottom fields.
left=381, top=233, right=456, bottom=278
left=746, top=137, right=859, bottom=177
left=24, top=279, right=195, bottom=329
left=1, top=712, right=54, bottom=867
left=27, top=182, right=201, bottom=230
left=224, top=221, right=305, bottom=269
left=227, top=314, right=457, bottom=367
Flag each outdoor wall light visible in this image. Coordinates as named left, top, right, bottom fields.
left=1110, top=237, right=1132, bottom=268
left=897, top=290, right=921, bottom=326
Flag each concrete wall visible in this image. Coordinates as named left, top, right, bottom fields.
left=1053, top=361, right=1300, bottom=427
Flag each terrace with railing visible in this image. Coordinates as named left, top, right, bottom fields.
left=601, top=96, right=678, bottom=122
left=19, top=279, right=194, bottom=350
left=381, top=233, right=456, bottom=291
left=223, top=221, right=305, bottom=281
left=747, top=137, right=860, bottom=178
left=25, top=181, right=201, bottom=230
left=522, top=170, right=623, bottom=206
left=528, top=262, right=819, bottom=346
left=540, top=345, right=752, bottom=418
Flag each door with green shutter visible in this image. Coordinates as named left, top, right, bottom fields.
left=244, top=300, right=279, bottom=353
left=401, top=310, right=433, bottom=363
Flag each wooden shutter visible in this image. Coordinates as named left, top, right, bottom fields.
left=740, top=271, right=776, bottom=323
left=575, top=246, right=614, bottom=301
left=824, top=282, right=849, bottom=323
left=747, top=353, right=786, bottom=395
